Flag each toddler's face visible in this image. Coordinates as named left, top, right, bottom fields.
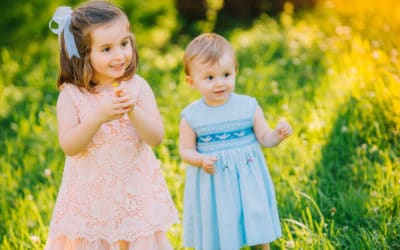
left=187, top=53, right=236, bottom=106
left=89, top=18, right=133, bottom=85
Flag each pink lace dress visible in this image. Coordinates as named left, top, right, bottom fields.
left=45, top=76, right=179, bottom=250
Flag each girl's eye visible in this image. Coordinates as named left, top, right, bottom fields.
left=206, top=76, right=213, bottom=81
left=102, top=47, right=110, bottom=52
left=121, top=41, right=129, bottom=47
left=223, top=73, right=231, bottom=78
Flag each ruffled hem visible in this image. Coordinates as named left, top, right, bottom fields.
left=45, top=230, right=173, bottom=250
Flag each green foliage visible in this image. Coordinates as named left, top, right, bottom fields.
left=1, top=0, right=399, bottom=249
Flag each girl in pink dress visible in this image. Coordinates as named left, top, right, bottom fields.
left=45, top=1, right=178, bottom=249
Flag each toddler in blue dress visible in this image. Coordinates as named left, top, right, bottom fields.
left=179, top=33, right=293, bottom=250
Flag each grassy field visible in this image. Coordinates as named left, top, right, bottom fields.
left=0, top=0, right=399, bottom=249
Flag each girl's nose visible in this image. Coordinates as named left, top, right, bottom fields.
left=113, top=48, right=124, bottom=60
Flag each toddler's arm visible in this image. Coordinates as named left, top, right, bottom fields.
left=253, top=106, right=293, bottom=147
left=179, top=118, right=217, bottom=174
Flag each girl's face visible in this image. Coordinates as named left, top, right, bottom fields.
left=89, top=18, right=133, bottom=85
left=186, top=52, right=237, bottom=106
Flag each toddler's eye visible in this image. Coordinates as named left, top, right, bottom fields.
left=206, top=76, right=213, bottom=81
left=102, top=47, right=110, bottom=52
left=223, top=73, right=231, bottom=78
left=121, top=41, right=129, bottom=47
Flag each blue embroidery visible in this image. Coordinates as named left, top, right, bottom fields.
left=194, top=118, right=257, bottom=153
left=196, top=119, right=251, bottom=135
left=199, top=136, right=212, bottom=143
left=197, top=127, right=253, bottom=144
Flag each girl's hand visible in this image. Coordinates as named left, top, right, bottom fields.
left=114, top=83, right=139, bottom=114
left=95, top=94, right=129, bottom=123
left=275, top=118, right=293, bottom=140
left=201, top=156, right=218, bottom=174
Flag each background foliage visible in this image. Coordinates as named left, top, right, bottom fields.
left=0, top=0, right=399, bottom=249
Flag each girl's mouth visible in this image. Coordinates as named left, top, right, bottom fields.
left=111, top=63, right=125, bottom=71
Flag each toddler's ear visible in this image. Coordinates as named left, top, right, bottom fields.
left=185, top=75, right=194, bottom=87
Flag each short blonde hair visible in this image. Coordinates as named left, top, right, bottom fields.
left=183, top=33, right=238, bottom=76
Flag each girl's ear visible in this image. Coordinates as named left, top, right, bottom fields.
left=185, top=75, right=194, bottom=87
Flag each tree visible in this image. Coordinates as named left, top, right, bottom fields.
left=175, top=0, right=317, bottom=20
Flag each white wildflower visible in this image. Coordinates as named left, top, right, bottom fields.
left=372, top=50, right=380, bottom=59
left=30, top=235, right=40, bottom=243
left=44, top=168, right=52, bottom=177
left=370, top=145, right=378, bottom=153
left=286, top=240, right=295, bottom=249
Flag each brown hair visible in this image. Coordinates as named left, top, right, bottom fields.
left=57, top=1, right=138, bottom=91
left=183, top=33, right=238, bottom=76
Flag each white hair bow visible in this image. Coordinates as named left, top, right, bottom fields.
left=49, top=6, right=80, bottom=59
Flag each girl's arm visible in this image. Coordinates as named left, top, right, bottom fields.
left=179, top=118, right=217, bottom=174
left=126, top=78, right=164, bottom=146
left=253, top=106, right=292, bottom=147
left=57, top=89, right=127, bottom=156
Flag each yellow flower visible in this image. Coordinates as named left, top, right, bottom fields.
left=112, top=82, right=122, bottom=96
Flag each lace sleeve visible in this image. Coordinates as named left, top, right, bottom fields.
left=59, top=83, right=82, bottom=122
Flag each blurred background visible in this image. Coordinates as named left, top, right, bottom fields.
left=0, top=0, right=399, bottom=249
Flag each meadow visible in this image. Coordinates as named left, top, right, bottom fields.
left=0, top=0, right=399, bottom=249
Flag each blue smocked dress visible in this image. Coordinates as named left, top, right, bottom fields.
left=181, top=93, right=282, bottom=250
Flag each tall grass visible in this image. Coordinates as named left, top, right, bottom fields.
left=0, top=0, right=398, bottom=249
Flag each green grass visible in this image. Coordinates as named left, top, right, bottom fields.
left=0, top=0, right=399, bottom=249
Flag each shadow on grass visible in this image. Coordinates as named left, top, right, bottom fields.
left=312, top=95, right=399, bottom=248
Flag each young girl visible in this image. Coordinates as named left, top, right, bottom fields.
left=179, top=33, right=293, bottom=250
left=46, top=1, right=178, bottom=249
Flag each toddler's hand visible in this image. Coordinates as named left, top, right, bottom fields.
left=201, top=156, right=218, bottom=174
left=275, top=118, right=293, bottom=140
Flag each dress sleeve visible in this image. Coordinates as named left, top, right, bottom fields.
left=59, top=83, right=81, bottom=121
left=180, top=107, right=192, bottom=127
left=249, top=96, right=259, bottom=124
left=131, top=74, right=164, bottom=120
